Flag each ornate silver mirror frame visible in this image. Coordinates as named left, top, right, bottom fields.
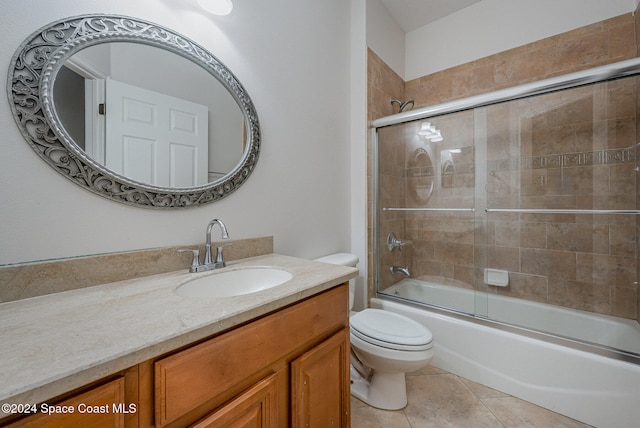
left=7, top=14, right=260, bottom=208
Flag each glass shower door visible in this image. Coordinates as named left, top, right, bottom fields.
left=376, top=109, right=488, bottom=317
left=482, top=76, right=639, bottom=352
left=375, top=74, right=640, bottom=355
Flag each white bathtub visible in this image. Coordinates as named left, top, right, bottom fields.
left=383, top=278, right=640, bottom=354
left=373, top=282, right=640, bottom=428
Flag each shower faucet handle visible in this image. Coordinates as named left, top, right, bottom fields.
left=387, top=232, right=412, bottom=252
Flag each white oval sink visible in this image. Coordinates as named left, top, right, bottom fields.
left=175, top=268, right=293, bottom=298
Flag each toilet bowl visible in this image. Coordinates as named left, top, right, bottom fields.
left=314, top=253, right=434, bottom=410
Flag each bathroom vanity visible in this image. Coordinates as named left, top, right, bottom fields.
left=0, top=254, right=356, bottom=427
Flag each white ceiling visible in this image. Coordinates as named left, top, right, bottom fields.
left=380, top=0, right=484, bottom=32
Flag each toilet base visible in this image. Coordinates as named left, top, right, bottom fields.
left=350, top=365, right=408, bottom=410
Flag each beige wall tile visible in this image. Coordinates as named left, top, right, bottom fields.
left=0, top=236, right=273, bottom=303
left=370, top=13, right=639, bottom=320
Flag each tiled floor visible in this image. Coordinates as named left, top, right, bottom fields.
left=351, top=365, right=592, bottom=428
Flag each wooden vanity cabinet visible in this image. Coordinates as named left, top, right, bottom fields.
left=1, top=366, right=139, bottom=428
left=151, top=283, right=350, bottom=428
left=1, top=284, right=350, bottom=428
left=291, top=328, right=350, bottom=427
left=189, top=370, right=284, bottom=427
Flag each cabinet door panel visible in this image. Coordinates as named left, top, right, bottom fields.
left=190, top=372, right=281, bottom=428
left=291, top=328, right=350, bottom=427
left=154, top=285, right=347, bottom=427
left=4, top=377, right=125, bottom=428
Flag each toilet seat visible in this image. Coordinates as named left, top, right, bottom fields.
left=350, top=309, right=432, bottom=351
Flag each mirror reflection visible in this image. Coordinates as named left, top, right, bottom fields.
left=54, top=43, right=246, bottom=188
left=407, top=148, right=434, bottom=204
left=441, top=147, right=474, bottom=188
left=8, top=14, right=260, bottom=208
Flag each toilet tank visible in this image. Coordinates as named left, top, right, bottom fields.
left=314, top=253, right=359, bottom=310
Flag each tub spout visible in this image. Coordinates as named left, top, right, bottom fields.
left=390, top=265, right=410, bottom=277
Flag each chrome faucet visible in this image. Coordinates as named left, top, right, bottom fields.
left=204, top=219, right=229, bottom=266
left=390, top=265, right=411, bottom=277
left=179, top=219, right=231, bottom=273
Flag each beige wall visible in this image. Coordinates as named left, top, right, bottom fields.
left=368, top=12, right=639, bottom=320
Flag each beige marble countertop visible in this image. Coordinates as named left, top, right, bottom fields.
left=0, top=253, right=357, bottom=407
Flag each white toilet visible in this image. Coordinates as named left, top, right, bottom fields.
left=314, top=253, right=434, bottom=410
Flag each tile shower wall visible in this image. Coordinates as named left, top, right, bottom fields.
left=368, top=50, right=406, bottom=294
left=404, top=13, right=636, bottom=108
left=484, top=79, right=638, bottom=318
left=402, top=111, right=477, bottom=292
left=368, top=12, right=639, bottom=320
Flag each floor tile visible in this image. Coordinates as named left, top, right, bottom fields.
left=350, top=370, right=593, bottom=428
left=403, top=374, right=504, bottom=428
left=481, top=396, right=592, bottom=428
left=351, top=396, right=412, bottom=428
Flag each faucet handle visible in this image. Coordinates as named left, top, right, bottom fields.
left=178, top=249, right=200, bottom=271
left=215, top=243, right=233, bottom=265
left=387, top=232, right=412, bottom=252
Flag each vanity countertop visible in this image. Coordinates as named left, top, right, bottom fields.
left=0, top=253, right=357, bottom=406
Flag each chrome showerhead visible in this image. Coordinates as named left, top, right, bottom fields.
left=390, top=98, right=414, bottom=112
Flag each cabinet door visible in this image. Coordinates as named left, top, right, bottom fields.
left=190, top=372, right=282, bottom=428
left=154, top=284, right=348, bottom=427
left=291, top=328, right=350, bottom=427
left=4, top=377, right=125, bottom=428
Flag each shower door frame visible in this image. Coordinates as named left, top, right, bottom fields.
left=371, top=57, right=640, bottom=361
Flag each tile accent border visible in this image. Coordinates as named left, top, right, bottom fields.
left=490, top=146, right=637, bottom=171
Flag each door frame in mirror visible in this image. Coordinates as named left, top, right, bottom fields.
left=7, top=14, right=260, bottom=208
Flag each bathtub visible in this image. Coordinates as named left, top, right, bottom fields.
left=373, top=280, right=640, bottom=428
left=383, top=278, right=640, bottom=354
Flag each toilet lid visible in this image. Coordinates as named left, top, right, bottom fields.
left=350, top=309, right=433, bottom=351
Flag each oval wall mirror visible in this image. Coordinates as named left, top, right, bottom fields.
left=8, top=14, right=260, bottom=208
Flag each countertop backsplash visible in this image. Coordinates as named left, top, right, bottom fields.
left=0, top=236, right=273, bottom=303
